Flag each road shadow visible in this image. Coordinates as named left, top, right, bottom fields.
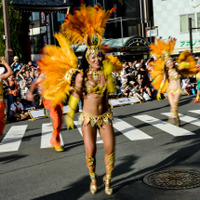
left=0, top=154, right=27, bottom=165
left=32, top=155, right=138, bottom=200
left=113, top=135, right=200, bottom=193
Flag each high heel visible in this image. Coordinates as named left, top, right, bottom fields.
left=168, top=117, right=174, bottom=125
left=51, top=145, right=64, bottom=152
left=176, top=119, right=181, bottom=127
left=90, top=176, right=97, bottom=194
left=103, top=175, right=113, bottom=195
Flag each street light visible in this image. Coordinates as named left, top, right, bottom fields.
left=2, top=0, right=13, bottom=65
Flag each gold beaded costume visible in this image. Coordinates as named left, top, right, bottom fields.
left=79, top=109, right=113, bottom=128
left=150, top=38, right=197, bottom=125
left=39, top=3, right=122, bottom=196
left=61, top=3, right=123, bottom=195
left=61, top=3, right=122, bottom=127
left=150, top=38, right=197, bottom=93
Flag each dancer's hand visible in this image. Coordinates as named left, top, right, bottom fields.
left=157, top=92, right=161, bottom=101
left=65, top=95, right=79, bottom=129
left=65, top=114, right=74, bottom=129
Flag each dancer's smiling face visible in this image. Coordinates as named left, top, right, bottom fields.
left=88, top=53, right=102, bottom=70
left=166, top=59, right=174, bottom=69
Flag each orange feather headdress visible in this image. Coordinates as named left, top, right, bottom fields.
left=61, top=3, right=116, bottom=59
left=149, top=38, right=176, bottom=61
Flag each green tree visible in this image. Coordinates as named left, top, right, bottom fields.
left=0, top=1, right=22, bottom=58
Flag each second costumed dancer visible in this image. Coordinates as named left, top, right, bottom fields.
left=38, top=3, right=122, bottom=195
left=194, top=59, right=200, bottom=103
left=150, top=38, right=197, bottom=126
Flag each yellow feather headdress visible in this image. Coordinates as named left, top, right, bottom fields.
left=61, top=3, right=115, bottom=59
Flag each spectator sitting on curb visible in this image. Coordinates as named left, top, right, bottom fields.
left=10, top=96, right=28, bottom=121
left=21, top=99, right=34, bottom=117
left=119, top=80, right=133, bottom=97
left=129, top=81, right=144, bottom=101
left=31, top=94, right=43, bottom=109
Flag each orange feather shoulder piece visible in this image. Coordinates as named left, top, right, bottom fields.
left=177, top=50, right=197, bottom=77
left=38, top=33, right=78, bottom=106
left=150, top=58, right=168, bottom=93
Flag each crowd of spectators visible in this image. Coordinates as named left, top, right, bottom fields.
left=1, top=56, right=199, bottom=123
left=111, top=59, right=154, bottom=101
left=111, top=58, right=199, bottom=101
left=2, top=56, right=43, bottom=123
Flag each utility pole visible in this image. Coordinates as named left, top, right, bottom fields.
left=2, top=0, right=13, bottom=65
left=188, top=17, right=200, bottom=54
left=188, top=18, right=193, bottom=54
left=139, top=0, right=144, bottom=37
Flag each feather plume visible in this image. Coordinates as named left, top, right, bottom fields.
left=38, top=33, right=77, bottom=106
left=149, top=38, right=175, bottom=60
left=177, top=50, right=197, bottom=77
left=105, top=55, right=123, bottom=74
left=150, top=58, right=168, bottom=92
left=61, top=4, right=114, bottom=46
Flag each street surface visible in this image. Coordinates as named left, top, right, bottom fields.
left=1, top=95, right=200, bottom=200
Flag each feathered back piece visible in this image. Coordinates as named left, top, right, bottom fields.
left=38, top=33, right=78, bottom=106
left=61, top=3, right=115, bottom=59
left=150, top=58, right=168, bottom=93
left=149, top=38, right=176, bottom=93
left=177, top=50, right=197, bottom=77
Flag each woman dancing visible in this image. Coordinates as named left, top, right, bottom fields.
left=194, top=62, right=200, bottom=103
left=38, top=4, right=121, bottom=195
left=62, top=4, right=121, bottom=195
left=150, top=38, right=197, bottom=126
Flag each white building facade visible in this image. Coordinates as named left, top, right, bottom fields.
left=153, top=0, right=200, bottom=55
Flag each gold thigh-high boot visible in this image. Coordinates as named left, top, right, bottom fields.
left=173, top=103, right=180, bottom=127
left=86, top=156, right=97, bottom=194
left=168, top=107, right=175, bottom=124
left=103, top=152, right=115, bottom=195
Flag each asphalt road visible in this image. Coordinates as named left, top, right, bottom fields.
left=1, top=95, right=200, bottom=200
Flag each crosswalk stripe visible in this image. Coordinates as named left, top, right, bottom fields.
left=0, top=125, right=27, bottom=153
left=113, top=117, right=153, bottom=140
left=162, top=112, right=200, bottom=127
left=188, top=110, right=200, bottom=115
left=133, top=115, right=195, bottom=136
left=41, top=123, right=64, bottom=148
left=74, top=121, right=103, bottom=143
left=2, top=111, right=199, bottom=153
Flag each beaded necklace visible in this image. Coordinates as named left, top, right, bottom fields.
left=88, top=67, right=103, bottom=82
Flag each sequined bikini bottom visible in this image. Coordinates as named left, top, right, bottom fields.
left=79, top=109, right=113, bottom=128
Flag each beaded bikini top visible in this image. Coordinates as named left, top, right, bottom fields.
left=85, top=69, right=107, bottom=97
left=168, top=68, right=180, bottom=81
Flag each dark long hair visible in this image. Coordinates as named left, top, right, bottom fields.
left=79, top=48, right=105, bottom=87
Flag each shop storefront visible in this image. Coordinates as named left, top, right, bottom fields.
left=75, top=36, right=150, bottom=61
